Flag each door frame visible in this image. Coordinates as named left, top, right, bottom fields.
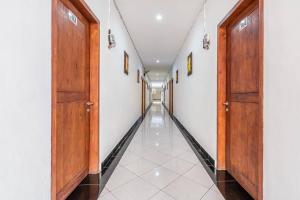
left=51, top=0, right=100, bottom=199
left=142, top=78, right=146, bottom=115
left=169, top=79, right=174, bottom=115
left=217, top=0, right=263, bottom=199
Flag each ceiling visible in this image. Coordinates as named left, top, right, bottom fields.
left=147, top=70, right=169, bottom=82
left=114, top=0, right=204, bottom=81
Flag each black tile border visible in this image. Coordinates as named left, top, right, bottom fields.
left=162, top=103, right=253, bottom=200
left=100, top=103, right=153, bottom=191
left=67, top=103, right=153, bottom=199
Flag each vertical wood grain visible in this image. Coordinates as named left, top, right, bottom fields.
left=51, top=0, right=100, bottom=199
left=217, top=0, right=263, bottom=199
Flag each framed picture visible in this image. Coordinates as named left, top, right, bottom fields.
left=176, top=70, right=179, bottom=83
left=137, top=70, right=140, bottom=83
left=124, top=51, right=129, bottom=75
left=187, top=52, right=193, bottom=76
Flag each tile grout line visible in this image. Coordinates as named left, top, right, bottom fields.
left=103, top=105, right=215, bottom=199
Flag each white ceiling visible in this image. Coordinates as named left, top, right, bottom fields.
left=114, top=0, right=204, bottom=81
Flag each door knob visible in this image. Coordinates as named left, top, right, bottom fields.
left=223, top=101, right=229, bottom=106
left=223, top=101, right=229, bottom=112
left=86, top=102, right=94, bottom=106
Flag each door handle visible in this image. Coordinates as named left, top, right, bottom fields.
left=86, top=101, right=94, bottom=106
left=223, top=101, right=229, bottom=106
left=223, top=101, right=229, bottom=112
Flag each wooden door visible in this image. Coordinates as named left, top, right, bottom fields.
left=226, top=3, right=260, bottom=199
left=142, top=79, right=146, bottom=115
left=169, top=80, right=173, bottom=115
left=54, top=1, right=91, bottom=199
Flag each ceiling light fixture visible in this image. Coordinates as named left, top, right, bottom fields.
left=156, top=14, right=163, bottom=21
left=156, top=59, right=160, bottom=63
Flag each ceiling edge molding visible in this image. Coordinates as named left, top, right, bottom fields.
left=113, top=0, right=146, bottom=71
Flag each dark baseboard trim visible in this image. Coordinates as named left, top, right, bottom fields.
left=172, top=116, right=216, bottom=174
left=162, top=102, right=215, bottom=166
left=67, top=103, right=153, bottom=199
left=100, top=102, right=153, bottom=191
left=163, top=106, right=253, bottom=200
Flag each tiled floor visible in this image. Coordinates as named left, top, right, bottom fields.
left=99, top=102, right=225, bottom=200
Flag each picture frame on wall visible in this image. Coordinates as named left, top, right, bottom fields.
left=176, top=70, right=179, bottom=83
left=124, top=51, right=129, bottom=75
left=137, top=70, right=140, bottom=83
left=187, top=52, right=193, bottom=76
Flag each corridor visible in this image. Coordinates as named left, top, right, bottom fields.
left=1, top=0, right=300, bottom=199
left=99, top=102, right=223, bottom=200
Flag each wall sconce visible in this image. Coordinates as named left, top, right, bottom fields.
left=108, top=29, right=116, bottom=49
left=202, top=0, right=210, bottom=50
left=203, top=33, right=210, bottom=50
left=107, top=0, right=116, bottom=49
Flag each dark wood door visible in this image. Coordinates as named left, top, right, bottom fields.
left=169, top=80, right=173, bottom=115
left=142, top=79, right=146, bottom=115
left=226, top=4, right=259, bottom=199
left=55, top=1, right=90, bottom=199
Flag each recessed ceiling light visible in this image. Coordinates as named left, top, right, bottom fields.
left=156, top=14, right=163, bottom=21
left=156, top=59, right=160, bottom=63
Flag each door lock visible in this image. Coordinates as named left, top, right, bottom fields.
left=223, top=101, right=229, bottom=112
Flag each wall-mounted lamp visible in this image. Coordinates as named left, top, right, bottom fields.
left=107, top=0, right=116, bottom=49
left=203, top=33, right=210, bottom=50
left=202, top=0, right=210, bottom=50
left=108, top=29, right=116, bottom=49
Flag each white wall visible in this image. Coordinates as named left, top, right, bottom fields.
left=85, top=0, right=144, bottom=162
left=264, top=0, right=300, bottom=199
left=171, top=0, right=239, bottom=159
left=172, top=0, right=300, bottom=199
left=0, top=1, right=51, bottom=199
left=0, top=0, right=143, bottom=198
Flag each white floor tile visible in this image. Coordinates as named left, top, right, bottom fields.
left=142, top=151, right=173, bottom=165
left=160, top=147, right=188, bottom=157
left=119, top=152, right=140, bottom=166
left=101, top=104, right=219, bottom=200
left=183, top=165, right=214, bottom=188
left=141, top=167, right=179, bottom=189
left=162, top=158, right=195, bottom=175
left=111, top=177, right=159, bottom=200
left=98, top=192, right=118, bottom=200
left=201, top=185, right=225, bottom=200
left=105, top=166, right=137, bottom=191
left=124, top=158, right=158, bottom=176
left=163, top=176, right=209, bottom=200
left=177, top=151, right=200, bottom=164
left=99, top=187, right=109, bottom=197
left=149, top=191, right=175, bottom=200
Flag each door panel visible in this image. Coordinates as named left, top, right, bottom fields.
left=226, top=4, right=259, bottom=199
left=230, top=7, right=259, bottom=94
left=55, top=0, right=90, bottom=198
left=142, top=80, right=146, bottom=115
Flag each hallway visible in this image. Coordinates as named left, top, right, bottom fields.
left=1, top=0, right=300, bottom=199
left=99, top=102, right=223, bottom=200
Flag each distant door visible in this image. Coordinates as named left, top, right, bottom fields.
left=226, top=3, right=260, bottom=198
left=169, top=80, right=173, bottom=115
left=142, top=79, right=146, bottom=115
left=52, top=0, right=100, bottom=199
